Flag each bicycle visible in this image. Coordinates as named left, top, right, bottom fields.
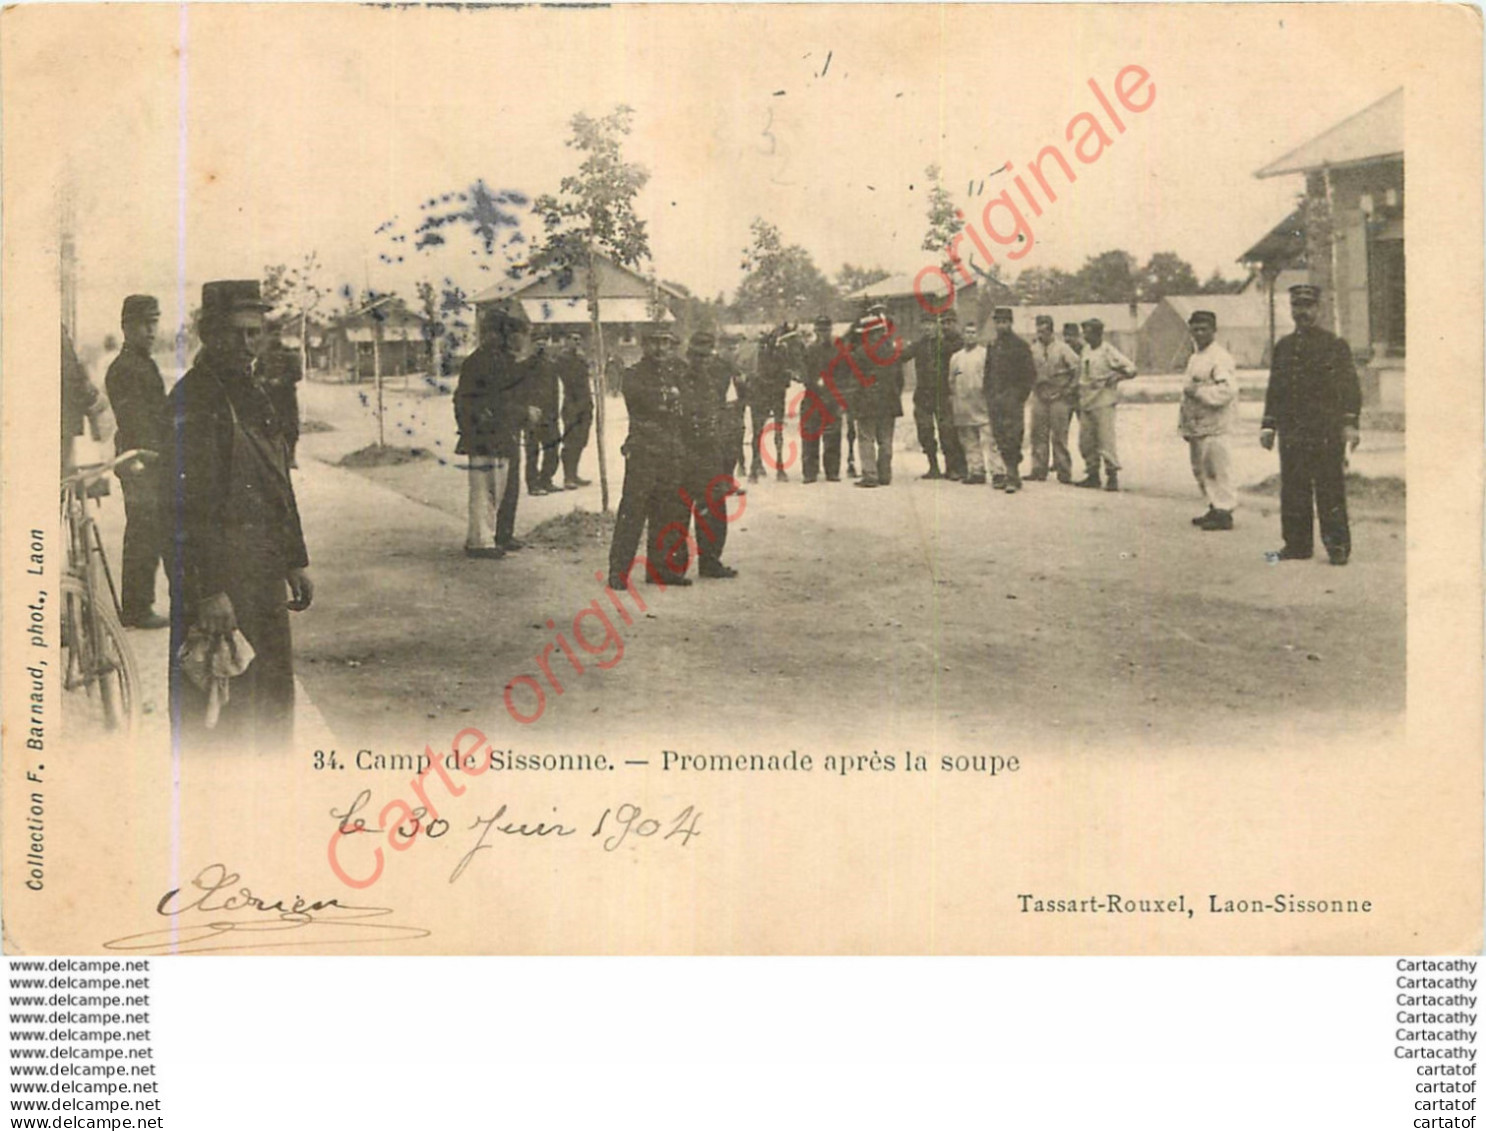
left=60, top=450, right=147, bottom=733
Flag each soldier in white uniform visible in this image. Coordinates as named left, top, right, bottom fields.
left=1178, top=309, right=1239, bottom=530
left=948, top=321, right=1000, bottom=484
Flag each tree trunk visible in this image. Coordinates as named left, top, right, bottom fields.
left=373, top=321, right=385, bottom=448
left=587, top=244, right=611, bottom=513
left=299, top=310, right=309, bottom=383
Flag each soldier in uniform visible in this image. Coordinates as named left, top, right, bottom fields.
left=851, top=312, right=906, bottom=488
left=523, top=331, right=562, bottom=495
left=982, top=307, right=1037, bottom=493
left=169, top=280, right=312, bottom=754
left=905, top=310, right=966, bottom=480
left=1027, top=314, right=1081, bottom=483
left=607, top=329, right=691, bottom=589
left=104, top=295, right=171, bottom=628
left=455, top=304, right=535, bottom=559
left=1179, top=309, right=1240, bottom=531
left=1260, top=284, right=1362, bottom=564
left=1075, top=317, right=1138, bottom=492
left=798, top=315, right=836, bottom=483
left=718, top=332, right=750, bottom=488
left=254, top=331, right=304, bottom=468
left=674, top=331, right=740, bottom=579
left=749, top=323, right=800, bottom=482
left=557, top=331, right=594, bottom=490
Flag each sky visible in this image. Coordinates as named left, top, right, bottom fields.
left=18, top=3, right=1415, bottom=353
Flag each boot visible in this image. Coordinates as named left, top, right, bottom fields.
left=1103, top=468, right=1120, bottom=492
left=1192, top=506, right=1215, bottom=527
left=1075, top=469, right=1101, bottom=489
left=1198, top=508, right=1233, bottom=531
left=921, top=454, right=942, bottom=480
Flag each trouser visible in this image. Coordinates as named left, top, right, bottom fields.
left=1279, top=434, right=1350, bottom=557
left=846, top=412, right=858, bottom=472
left=609, top=442, right=686, bottom=580
left=722, top=406, right=747, bottom=479
left=673, top=452, right=734, bottom=573
left=749, top=393, right=787, bottom=474
left=119, top=468, right=168, bottom=619
left=1188, top=435, right=1236, bottom=512
left=1078, top=405, right=1121, bottom=474
left=914, top=397, right=966, bottom=476
left=561, top=404, right=592, bottom=481
left=957, top=425, right=1004, bottom=479
left=855, top=417, right=896, bottom=485
left=990, top=396, right=1028, bottom=481
left=496, top=453, right=521, bottom=544
left=465, top=457, right=511, bottom=549
left=525, top=415, right=561, bottom=488
left=170, top=568, right=295, bottom=755
left=1029, top=396, right=1075, bottom=479
left=799, top=397, right=822, bottom=481
left=821, top=414, right=843, bottom=479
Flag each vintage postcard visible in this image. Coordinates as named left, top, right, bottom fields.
left=1, top=2, right=1480, bottom=954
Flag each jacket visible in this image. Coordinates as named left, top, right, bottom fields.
left=983, top=331, right=1036, bottom=408
left=454, top=343, right=527, bottom=458
left=1178, top=343, right=1238, bottom=439
left=1262, top=326, right=1361, bottom=438
left=105, top=342, right=170, bottom=456
left=169, top=347, right=308, bottom=607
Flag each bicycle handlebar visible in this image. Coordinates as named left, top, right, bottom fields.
left=62, top=449, right=159, bottom=492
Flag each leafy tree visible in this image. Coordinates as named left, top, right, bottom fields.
left=1137, top=251, right=1202, bottom=302
left=921, top=163, right=963, bottom=272
left=836, top=263, right=892, bottom=296
left=1199, top=268, right=1248, bottom=295
left=734, top=218, right=838, bottom=323
left=531, top=104, right=653, bottom=512
left=1073, top=250, right=1140, bottom=303
left=1012, top=266, right=1082, bottom=306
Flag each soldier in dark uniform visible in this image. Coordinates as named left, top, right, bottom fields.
left=673, top=331, right=740, bottom=579
left=718, top=332, right=750, bottom=488
left=749, top=323, right=800, bottom=482
left=169, top=280, right=312, bottom=754
left=1260, top=284, right=1362, bottom=565
left=521, top=331, right=562, bottom=495
left=851, top=312, right=906, bottom=488
left=456, top=305, right=534, bottom=558
left=906, top=310, right=966, bottom=480
left=607, top=329, right=691, bottom=589
left=104, top=295, right=171, bottom=629
left=797, top=316, right=835, bottom=484
left=254, top=334, right=303, bottom=468
left=557, top=331, right=594, bottom=490
left=983, top=306, right=1037, bottom=493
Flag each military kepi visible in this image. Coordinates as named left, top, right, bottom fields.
left=120, top=294, right=160, bottom=323
left=1188, top=309, right=1217, bottom=328
left=993, top=307, right=1014, bottom=320
left=1289, top=283, right=1321, bottom=303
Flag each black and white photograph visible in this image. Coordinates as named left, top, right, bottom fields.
left=3, top=3, right=1479, bottom=958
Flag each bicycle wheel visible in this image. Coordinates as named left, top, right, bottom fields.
left=60, top=574, right=140, bottom=734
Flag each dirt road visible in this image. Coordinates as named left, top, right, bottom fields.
left=280, top=379, right=1404, bottom=757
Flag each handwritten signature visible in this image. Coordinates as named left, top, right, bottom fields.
left=102, top=863, right=430, bottom=954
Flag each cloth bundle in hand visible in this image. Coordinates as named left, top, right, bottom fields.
left=177, top=628, right=256, bottom=729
